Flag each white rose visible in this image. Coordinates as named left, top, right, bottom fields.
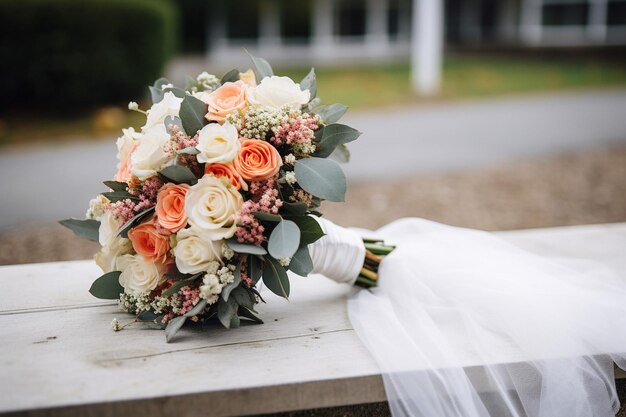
left=117, top=254, right=165, bottom=295
left=142, top=91, right=183, bottom=131
left=247, top=76, right=310, bottom=111
left=131, top=124, right=175, bottom=180
left=99, top=211, right=120, bottom=247
left=173, top=227, right=223, bottom=274
left=116, top=127, right=141, bottom=163
left=195, top=122, right=240, bottom=164
left=185, top=175, right=243, bottom=239
left=94, top=236, right=133, bottom=273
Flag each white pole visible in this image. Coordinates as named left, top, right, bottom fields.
left=411, top=0, right=443, bottom=97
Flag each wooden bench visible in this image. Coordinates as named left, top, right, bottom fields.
left=2, top=223, right=625, bottom=416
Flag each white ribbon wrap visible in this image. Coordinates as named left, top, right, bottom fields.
left=308, top=217, right=365, bottom=285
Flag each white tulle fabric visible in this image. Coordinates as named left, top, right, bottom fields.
left=316, top=218, right=626, bottom=417
left=308, top=217, right=365, bottom=285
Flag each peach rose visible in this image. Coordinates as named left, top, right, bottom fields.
left=204, top=163, right=247, bottom=191
left=128, top=219, right=170, bottom=264
left=114, top=142, right=139, bottom=183
left=155, top=183, right=190, bottom=233
left=234, top=139, right=282, bottom=181
left=204, top=80, right=248, bottom=123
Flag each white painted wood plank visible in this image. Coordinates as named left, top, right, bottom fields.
left=1, top=223, right=625, bottom=416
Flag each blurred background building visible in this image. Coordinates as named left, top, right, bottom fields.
left=203, top=0, right=626, bottom=69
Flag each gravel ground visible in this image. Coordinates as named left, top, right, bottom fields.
left=2, top=147, right=626, bottom=416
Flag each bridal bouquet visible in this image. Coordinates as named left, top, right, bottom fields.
left=61, top=55, right=394, bottom=341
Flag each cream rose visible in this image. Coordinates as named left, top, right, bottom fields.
left=173, top=227, right=223, bottom=274
left=185, top=175, right=243, bottom=239
left=195, top=122, right=240, bottom=164
left=117, top=254, right=165, bottom=295
left=116, top=127, right=141, bottom=163
left=94, top=236, right=133, bottom=273
left=98, top=211, right=120, bottom=247
left=247, top=76, right=310, bottom=111
left=142, top=91, right=183, bottom=131
left=131, top=124, right=175, bottom=180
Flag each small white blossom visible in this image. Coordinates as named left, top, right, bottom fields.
left=85, top=195, right=109, bottom=220
left=128, top=101, right=139, bottom=111
left=279, top=257, right=291, bottom=267
left=284, top=153, right=296, bottom=165
left=111, top=318, right=122, bottom=332
left=160, top=83, right=174, bottom=91
left=222, top=245, right=234, bottom=260
left=196, top=72, right=220, bottom=91
left=284, top=171, right=297, bottom=185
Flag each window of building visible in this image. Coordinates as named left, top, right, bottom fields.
left=542, top=2, right=589, bottom=26
left=225, top=0, right=260, bottom=39
left=336, top=0, right=367, bottom=37
left=608, top=0, right=626, bottom=25
left=280, top=0, right=312, bottom=43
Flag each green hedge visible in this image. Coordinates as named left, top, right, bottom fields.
left=0, top=0, right=178, bottom=112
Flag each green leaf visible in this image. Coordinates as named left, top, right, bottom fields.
left=286, top=215, right=325, bottom=245
left=307, top=97, right=322, bottom=112
left=164, top=115, right=186, bottom=135
left=179, top=94, right=208, bottom=136
left=330, top=143, right=351, bottom=163
left=245, top=50, right=273, bottom=80
left=249, top=255, right=263, bottom=284
left=315, top=103, right=348, bottom=124
left=294, top=157, right=347, bottom=202
left=289, top=246, right=313, bottom=276
left=89, top=271, right=123, bottom=299
left=165, top=316, right=186, bottom=343
left=101, top=190, right=139, bottom=203
left=137, top=310, right=160, bottom=321
left=300, top=68, right=316, bottom=100
left=225, top=238, right=267, bottom=255
left=238, top=306, right=264, bottom=324
left=230, top=315, right=241, bottom=328
left=59, top=218, right=100, bottom=242
left=158, top=165, right=198, bottom=185
left=217, top=297, right=238, bottom=328
left=184, top=299, right=207, bottom=317
left=149, top=77, right=170, bottom=103
left=253, top=212, right=282, bottom=223
left=103, top=181, right=127, bottom=191
left=221, top=68, right=240, bottom=84
left=314, top=124, right=361, bottom=158
left=163, top=87, right=186, bottom=98
left=221, top=261, right=242, bottom=302
left=118, top=207, right=155, bottom=238
left=262, top=257, right=290, bottom=299
left=268, top=220, right=300, bottom=259
left=231, top=287, right=255, bottom=309
left=280, top=202, right=308, bottom=216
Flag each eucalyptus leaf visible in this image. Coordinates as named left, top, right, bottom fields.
left=101, top=190, right=139, bottom=203
left=249, top=255, right=263, bottom=284
left=138, top=311, right=160, bottom=321
left=307, top=97, right=322, bottom=112
left=103, top=181, right=127, bottom=191
left=245, top=50, right=273, bottom=80
left=280, top=202, right=308, bottom=216
left=150, top=77, right=170, bottom=103
left=158, top=165, right=198, bottom=185
left=330, top=143, right=351, bottom=163
left=225, top=238, right=267, bottom=255
left=59, top=218, right=100, bottom=242
left=268, top=220, right=300, bottom=259
left=89, top=271, right=123, bottom=299
left=286, top=215, right=325, bottom=245
left=217, top=297, right=238, bottom=328
left=165, top=316, right=186, bottom=343
left=231, top=287, right=255, bottom=309
left=164, top=115, right=186, bottom=135
left=238, top=306, right=264, bottom=324
left=294, top=157, right=347, bottom=202
left=179, top=94, right=208, bottom=136
left=221, top=261, right=242, bottom=302
left=262, top=257, right=290, bottom=299
left=221, top=68, right=240, bottom=84
left=315, top=103, right=348, bottom=124
left=300, top=68, right=316, bottom=100
left=176, top=147, right=200, bottom=155
left=118, top=207, right=155, bottom=238
left=253, top=212, right=282, bottom=223
left=230, top=315, right=241, bottom=329
left=313, top=124, right=361, bottom=158
left=184, top=299, right=208, bottom=317
left=289, top=246, right=314, bottom=277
